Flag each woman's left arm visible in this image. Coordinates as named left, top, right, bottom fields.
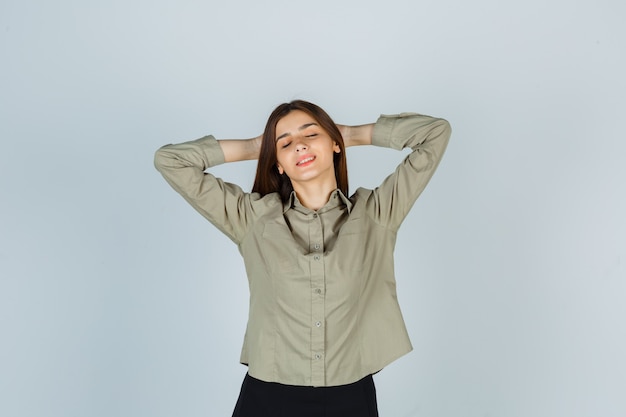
left=345, top=113, right=451, bottom=230
left=337, top=123, right=374, bottom=148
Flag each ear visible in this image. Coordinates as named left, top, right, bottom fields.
left=333, top=142, right=341, bottom=153
left=277, top=163, right=284, bottom=175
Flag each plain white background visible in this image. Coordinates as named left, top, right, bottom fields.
left=1, top=1, right=625, bottom=416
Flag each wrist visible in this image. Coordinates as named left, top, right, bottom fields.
left=248, top=135, right=262, bottom=160
left=348, top=124, right=374, bottom=147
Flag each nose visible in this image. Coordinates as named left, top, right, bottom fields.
left=294, top=139, right=308, bottom=152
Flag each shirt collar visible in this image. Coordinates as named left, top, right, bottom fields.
left=283, top=189, right=353, bottom=214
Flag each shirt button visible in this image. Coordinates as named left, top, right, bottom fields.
left=313, top=213, right=318, bottom=218
left=315, top=354, right=321, bottom=360
left=314, top=243, right=320, bottom=250
left=314, top=255, right=320, bottom=261
left=315, top=321, right=322, bottom=327
left=315, top=288, right=322, bottom=294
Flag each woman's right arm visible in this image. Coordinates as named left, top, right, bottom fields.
left=154, top=135, right=262, bottom=243
left=219, top=135, right=262, bottom=162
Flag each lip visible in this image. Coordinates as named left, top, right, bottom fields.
left=296, top=154, right=316, bottom=167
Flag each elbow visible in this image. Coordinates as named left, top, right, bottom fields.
left=439, top=118, right=452, bottom=138
left=429, top=118, right=452, bottom=155
left=153, top=146, right=170, bottom=172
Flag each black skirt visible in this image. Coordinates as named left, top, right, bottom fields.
left=232, top=373, right=379, bottom=417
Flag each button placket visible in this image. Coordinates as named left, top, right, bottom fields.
left=309, top=209, right=325, bottom=385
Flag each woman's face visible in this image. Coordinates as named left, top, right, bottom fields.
left=274, top=110, right=340, bottom=188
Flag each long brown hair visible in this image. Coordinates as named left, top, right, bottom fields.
left=252, top=100, right=348, bottom=202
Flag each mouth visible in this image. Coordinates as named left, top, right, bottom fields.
left=296, top=156, right=316, bottom=166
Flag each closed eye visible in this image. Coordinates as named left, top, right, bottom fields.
left=281, top=142, right=291, bottom=148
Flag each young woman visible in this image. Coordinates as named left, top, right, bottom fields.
left=154, top=100, right=451, bottom=416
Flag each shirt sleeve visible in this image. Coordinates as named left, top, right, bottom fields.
left=366, top=112, right=451, bottom=231
left=154, top=135, right=253, bottom=244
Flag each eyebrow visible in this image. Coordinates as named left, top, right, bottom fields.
left=275, top=123, right=318, bottom=142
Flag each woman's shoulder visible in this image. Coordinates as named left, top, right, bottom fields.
left=347, top=187, right=375, bottom=208
left=248, top=190, right=284, bottom=213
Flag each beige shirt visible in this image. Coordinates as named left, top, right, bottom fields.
left=154, top=113, right=451, bottom=387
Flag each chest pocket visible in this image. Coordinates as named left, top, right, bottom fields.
left=333, top=219, right=368, bottom=272
left=262, top=223, right=304, bottom=274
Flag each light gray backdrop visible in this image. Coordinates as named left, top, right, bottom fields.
left=1, top=1, right=624, bottom=416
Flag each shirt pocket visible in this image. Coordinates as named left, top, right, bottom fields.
left=334, top=220, right=367, bottom=272
left=262, top=223, right=304, bottom=274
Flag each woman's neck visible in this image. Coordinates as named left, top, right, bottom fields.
left=292, top=180, right=338, bottom=211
